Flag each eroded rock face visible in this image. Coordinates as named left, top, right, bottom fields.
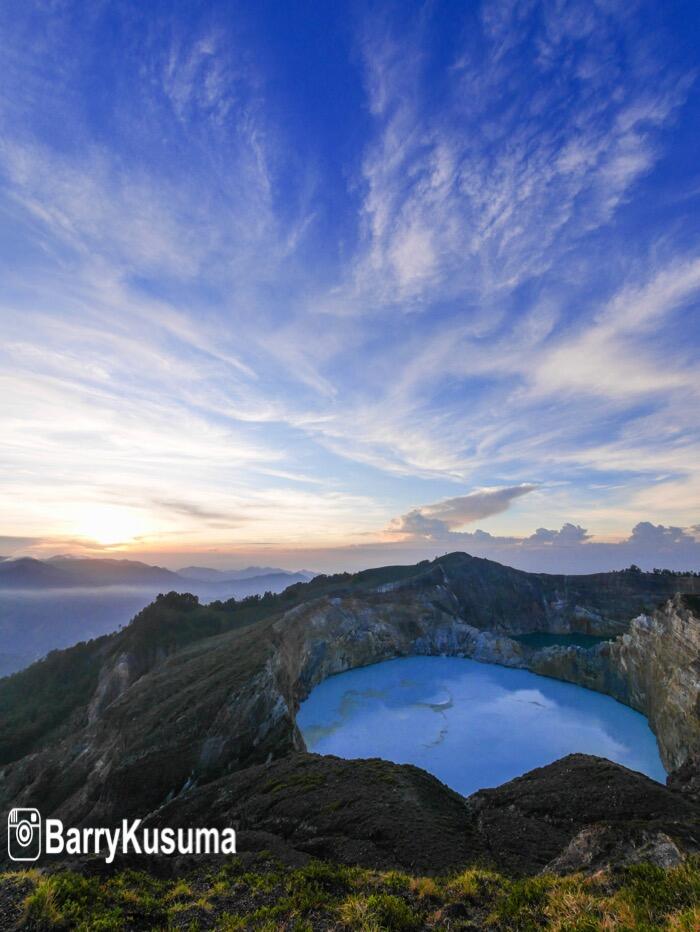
left=528, top=595, right=700, bottom=771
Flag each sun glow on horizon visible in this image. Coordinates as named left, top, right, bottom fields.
left=72, top=506, right=151, bottom=548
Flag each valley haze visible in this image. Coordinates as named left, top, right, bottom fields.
left=0, top=556, right=314, bottom=675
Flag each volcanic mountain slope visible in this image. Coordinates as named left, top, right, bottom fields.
left=1, top=552, right=699, bottom=874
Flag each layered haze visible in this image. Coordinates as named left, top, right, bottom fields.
left=0, top=557, right=314, bottom=676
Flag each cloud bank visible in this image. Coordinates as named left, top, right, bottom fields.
left=391, top=485, right=538, bottom=537
left=387, top=510, right=700, bottom=575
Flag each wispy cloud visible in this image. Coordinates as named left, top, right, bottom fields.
left=529, top=256, right=700, bottom=400
left=344, top=0, right=691, bottom=311
left=151, top=499, right=244, bottom=527
left=0, top=1, right=698, bottom=568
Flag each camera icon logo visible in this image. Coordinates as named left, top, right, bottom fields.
left=7, top=808, right=42, bottom=862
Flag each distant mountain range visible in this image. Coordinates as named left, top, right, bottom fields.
left=0, top=557, right=315, bottom=592
left=0, top=557, right=316, bottom=677
left=178, top=565, right=316, bottom=583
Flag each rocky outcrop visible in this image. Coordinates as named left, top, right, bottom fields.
left=465, top=753, right=700, bottom=875
left=545, top=826, right=687, bottom=874
left=667, top=754, right=700, bottom=802
left=143, top=752, right=487, bottom=875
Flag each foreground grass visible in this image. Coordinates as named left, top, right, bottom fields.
left=2, top=856, right=700, bottom=930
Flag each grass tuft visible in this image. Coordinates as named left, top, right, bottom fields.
left=22, top=877, right=63, bottom=930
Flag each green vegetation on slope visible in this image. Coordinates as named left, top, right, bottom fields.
left=0, top=637, right=107, bottom=765
left=4, top=856, right=700, bottom=930
left=0, top=560, right=423, bottom=768
left=0, top=591, right=281, bottom=766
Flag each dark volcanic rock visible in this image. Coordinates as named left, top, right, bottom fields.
left=465, top=754, right=700, bottom=875
left=144, top=753, right=486, bottom=874
left=58, top=753, right=699, bottom=878
left=667, top=754, right=700, bottom=802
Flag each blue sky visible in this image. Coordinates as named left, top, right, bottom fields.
left=1, top=0, right=699, bottom=572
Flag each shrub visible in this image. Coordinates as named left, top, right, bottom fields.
left=490, top=875, right=553, bottom=931
left=446, top=867, right=500, bottom=902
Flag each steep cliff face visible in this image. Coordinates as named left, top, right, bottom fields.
left=529, top=595, right=700, bottom=771
left=1, top=554, right=698, bottom=833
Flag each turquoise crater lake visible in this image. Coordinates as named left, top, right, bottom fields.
left=297, top=656, right=666, bottom=796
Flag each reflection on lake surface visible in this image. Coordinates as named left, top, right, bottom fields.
left=297, top=656, right=665, bottom=796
